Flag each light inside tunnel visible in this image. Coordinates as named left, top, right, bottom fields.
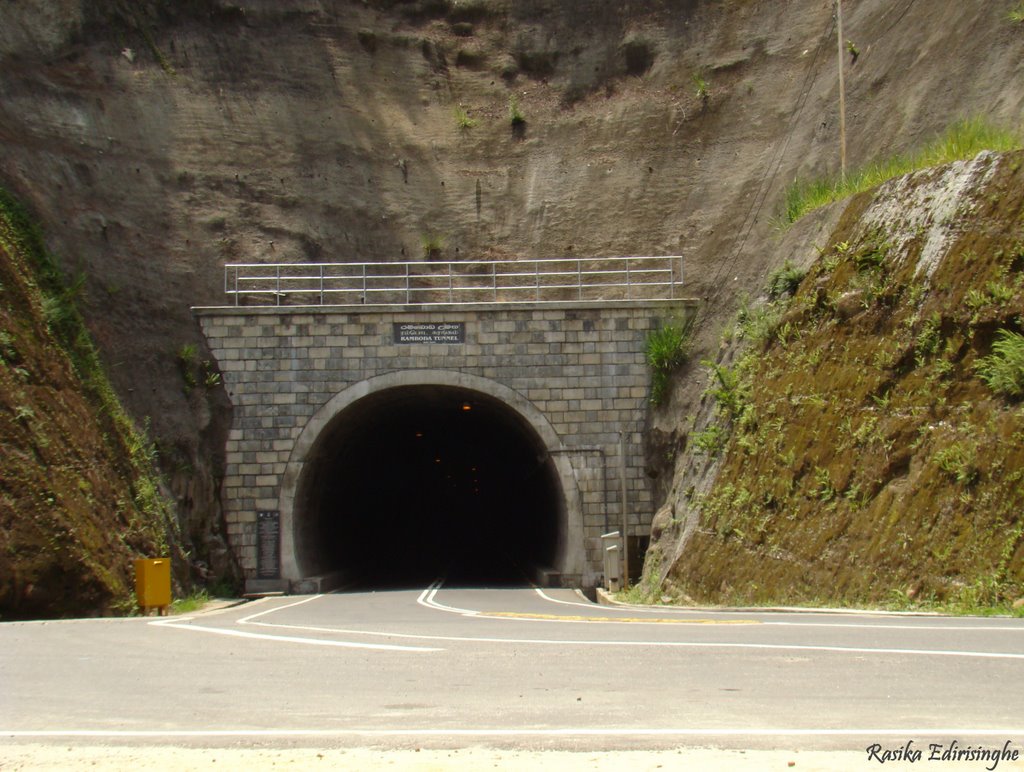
left=292, top=385, right=563, bottom=588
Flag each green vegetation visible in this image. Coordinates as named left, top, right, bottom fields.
left=420, top=232, right=445, bottom=259
left=177, top=342, right=221, bottom=391
left=1011, top=3, right=1024, bottom=22
left=767, top=260, right=807, bottom=300
left=646, top=318, right=694, bottom=405
left=102, top=3, right=177, bottom=75
left=0, top=190, right=172, bottom=532
left=935, top=442, right=979, bottom=486
left=734, top=296, right=784, bottom=345
left=454, top=104, right=477, bottom=129
left=141, top=26, right=176, bottom=75
left=914, top=313, right=943, bottom=366
left=508, top=94, right=526, bottom=127
left=783, top=118, right=1022, bottom=224
left=976, top=329, right=1024, bottom=398
left=0, top=187, right=179, bottom=618
left=645, top=151, right=1024, bottom=613
left=692, top=70, right=710, bottom=104
left=170, top=589, right=210, bottom=614
left=177, top=343, right=199, bottom=388
left=693, top=423, right=728, bottom=456
left=702, top=360, right=746, bottom=421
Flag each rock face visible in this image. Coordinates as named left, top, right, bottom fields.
left=0, top=1, right=1022, bottom=598
left=0, top=192, right=180, bottom=619
left=643, top=151, right=1024, bottom=609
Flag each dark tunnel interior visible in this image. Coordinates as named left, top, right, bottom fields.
left=294, top=385, right=563, bottom=588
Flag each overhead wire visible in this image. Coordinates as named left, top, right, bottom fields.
left=692, top=5, right=838, bottom=328
left=875, top=0, right=918, bottom=40
left=697, top=0, right=920, bottom=326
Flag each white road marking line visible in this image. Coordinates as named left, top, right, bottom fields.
left=534, top=587, right=605, bottom=609
left=4, top=728, right=1023, bottom=739
left=236, top=594, right=324, bottom=624
left=231, top=617, right=1024, bottom=660
left=416, top=580, right=479, bottom=615
left=532, top=589, right=1024, bottom=631
left=149, top=617, right=441, bottom=652
left=179, top=585, right=1024, bottom=659
left=430, top=586, right=1024, bottom=635
left=429, top=585, right=746, bottom=625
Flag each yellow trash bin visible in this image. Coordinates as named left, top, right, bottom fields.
left=134, top=558, right=171, bottom=615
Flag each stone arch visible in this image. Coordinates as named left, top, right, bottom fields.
left=278, top=369, right=584, bottom=584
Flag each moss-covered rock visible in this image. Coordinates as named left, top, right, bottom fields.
left=0, top=191, right=181, bottom=619
left=648, top=151, right=1024, bottom=613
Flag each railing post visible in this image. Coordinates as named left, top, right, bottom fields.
left=449, top=263, right=453, bottom=304
left=319, top=264, right=324, bottom=306
left=406, top=262, right=411, bottom=305
left=362, top=264, right=367, bottom=305
left=492, top=262, right=497, bottom=302
left=275, top=265, right=281, bottom=306
left=669, top=257, right=674, bottom=299
left=625, top=258, right=631, bottom=299
left=577, top=259, right=582, bottom=301
left=535, top=260, right=540, bottom=301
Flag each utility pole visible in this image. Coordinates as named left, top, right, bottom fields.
left=837, top=0, right=847, bottom=182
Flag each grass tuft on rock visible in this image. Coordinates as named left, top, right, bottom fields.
left=783, top=118, right=1022, bottom=224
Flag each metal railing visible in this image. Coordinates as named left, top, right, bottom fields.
left=223, top=256, right=684, bottom=307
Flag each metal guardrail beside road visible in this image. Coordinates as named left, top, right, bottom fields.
left=223, top=256, right=684, bottom=307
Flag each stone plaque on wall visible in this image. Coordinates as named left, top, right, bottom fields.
left=256, top=510, right=281, bottom=579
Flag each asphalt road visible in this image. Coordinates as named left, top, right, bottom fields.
left=2, top=584, right=1023, bottom=756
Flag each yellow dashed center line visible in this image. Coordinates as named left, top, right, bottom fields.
left=481, top=612, right=760, bottom=624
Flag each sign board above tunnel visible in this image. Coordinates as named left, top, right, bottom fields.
left=393, top=322, right=466, bottom=344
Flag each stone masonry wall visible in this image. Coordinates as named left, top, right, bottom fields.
left=195, top=300, right=691, bottom=587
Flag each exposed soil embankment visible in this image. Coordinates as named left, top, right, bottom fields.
left=0, top=193, right=180, bottom=619
left=645, top=151, right=1024, bottom=610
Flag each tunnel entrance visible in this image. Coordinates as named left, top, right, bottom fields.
left=291, top=384, right=564, bottom=588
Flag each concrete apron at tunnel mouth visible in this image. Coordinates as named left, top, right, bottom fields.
left=193, top=299, right=695, bottom=594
